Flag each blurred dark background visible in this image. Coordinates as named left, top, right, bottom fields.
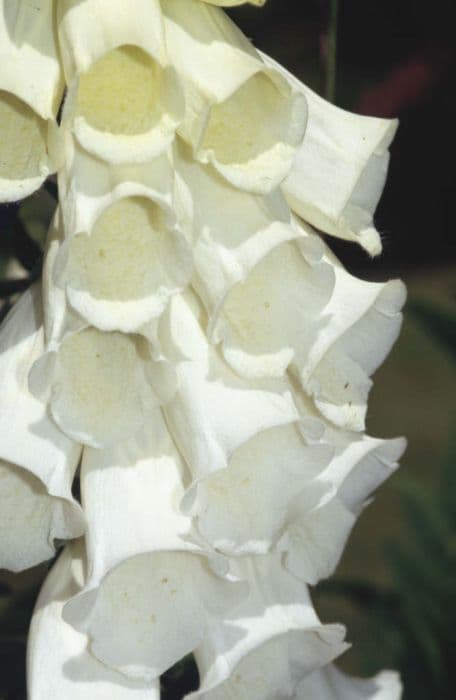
left=0, top=1, right=455, bottom=698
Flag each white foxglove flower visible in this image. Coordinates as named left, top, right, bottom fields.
left=29, top=325, right=174, bottom=448
left=296, top=665, right=402, bottom=700
left=278, top=427, right=406, bottom=584
left=58, top=0, right=184, bottom=163
left=161, top=292, right=299, bottom=481
left=27, top=545, right=160, bottom=699
left=0, top=0, right=63, bottom=201
left=63, top=415, right=246, bottom=681
left=262, top=54, right=398, bottom=255
left=163, top=0, right=307, bottom=193
left=213, top=229, right=405, bottom=429
left=188, top=555, right=348, bottom=699
left=174, top=139, right=298, bottom=326
left=52, top=143, right=192, bottom=333
left=212, top=232, right=335, bottom=378
left=0, top=287, right=84, bottom=571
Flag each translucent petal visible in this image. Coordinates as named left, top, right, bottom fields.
left=213, top=235, right=334, bottom=378
left=191, top=422, right=333, bottom=555
left=64, top=551, right=245, bottom=681
left=300, top=252, right=406, bottom=430
left=262, top=54, right=398, bottom=255
left=163, top=0, right=306, bottom=193
left=190, top=555, right=348, bottom=698
left=28, top=546, right=160, bottom=699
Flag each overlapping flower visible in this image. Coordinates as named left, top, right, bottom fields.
left=0, top=1, right=405, bottom=698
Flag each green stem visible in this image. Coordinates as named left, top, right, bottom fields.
left=325, top=0, right=339, bottom=103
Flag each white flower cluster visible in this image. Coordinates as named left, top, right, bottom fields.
left=0, top=1, right=406, bottom=698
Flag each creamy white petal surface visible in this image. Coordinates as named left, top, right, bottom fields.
left=162, top=293, right=299, bottom=480
left=174, top=138, right=296, bottom=325
left=301, top=251, right=406, bottom=430
left=79, top=411, right=196, bottom=586
left=56, top=189, right=192, bottom=333
left=0, top=287, right=83, bottom=570
left=278, top=412, right=406, bottom=584
left=0, top=0, right=62, bottom=200
left=188, top=555, right=347, bottom=699
left=0, top=461, right=82, bottom=572
left=296, top=665, right=402, bottom=699
left=27, top=546, right=160, bottom=699
left=61, top=416, right=244, bottom=681
left=30, top=326, right=173, bottom=448
left=191, top=422, right=333, bottom=555
left=213, top=234, right=335, bottom=379
left=58, top=0, right=184, bottom=162
left=262, top=53, right=397, bottom=255
left=163, top=0, right=306, bottom=193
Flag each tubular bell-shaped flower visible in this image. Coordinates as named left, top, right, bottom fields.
left=28, top=545, right=160, bottom=700
left=262, top=54, right=398, bottom=256
left=163, top=0, right=307, bottom=193
left=58, top=0, right=184, bottom=163
left=188, top=555, right=347, bottom=699
left=0, top=287, right=84, bottom=571
left=62, top=415, right=246, bottom=681
left=0, top=0, right=63, bottom=201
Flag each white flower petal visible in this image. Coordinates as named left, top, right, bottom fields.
left=33, top=327, right=171, bottom=448
left=0, top=461, right=82, bottom=572
left=57, top=194, right=192, bottom=333
left=59, top=0, right=183, bottom=162
left=64, top=550, right=245, bottom=681
left=301, top=254, right=406, bottom=430
left=27, top=546, right=160, bottom=699
left=192, top=422, right=333, bottom=555
left=0, top=0, right=63, bottom=117
left=262, top=53, right=398, bottom=255
left=0, top=0, right=63, bottom=201
left=278, top=497, right=356, bottom=586
left=296, top=665, right=402, bottom=700
left=174, top=139, right=296, bottom=326
left=189, top=555, right=348, bottom=699
left=213, top=235, right=334, bottom=378
left=79, top=412, right=195, bottom=587
left=163, top=0, right=307, bottom=193
left=162, top=293, right=299, bottom=480
left=0, top=287, right=83, bottom=571
left=276, top=413, right=406, bottom=584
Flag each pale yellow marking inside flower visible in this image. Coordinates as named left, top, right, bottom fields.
left=59, top=328, right=138, bottom=415
left=69, top=197, right=168, bottom=301
left=202, top=72, right=289, bottom=164
left=76, top=46, right=162, bottom=135
left=0, top=92, right=47, bottom=180
left=223, top=242, right=300, bottom=348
